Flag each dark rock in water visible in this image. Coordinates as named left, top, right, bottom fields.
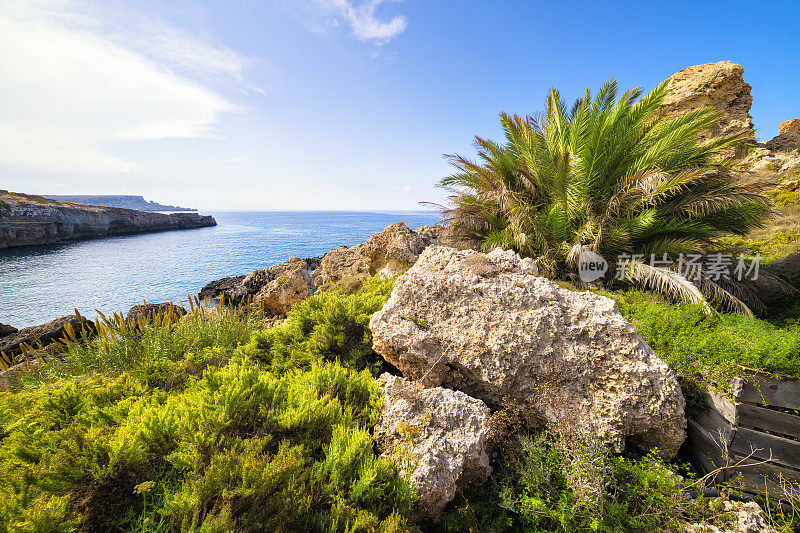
left=0, top=190, right=217, bottom=249
left=0, top=323, right=17, bottom=338
left=126, top=303, right=187, bottom=324
left=198, top=275, right=246, bottom=302
left=0, top=314, right=95, bottom=364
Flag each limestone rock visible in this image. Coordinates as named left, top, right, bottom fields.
left=414, top=222, right=483, bottom=252
left=0, top=359, right=40, bottom=391
left=126, top=303, right=187, bottom=324
left=251, top=260, right=316, bottom=315
left=683, top=500, right=775, bottom=533
left=779, top=118, right=800, bottom=135
left=314, top=222, right=439, bottom=288
left=373, top=373, right=492, bottom=521
left=0, top=314, right=95, bottom=363
left=748, top=131, right=800, bottom=174
left=661, top=61, right=755, bottom=144
left=197, top=258, right=316, bottom=315
left=369, top=246, right=686, bottom=457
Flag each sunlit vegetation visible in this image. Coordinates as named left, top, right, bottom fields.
left=0, top=281, right=416, bottom=532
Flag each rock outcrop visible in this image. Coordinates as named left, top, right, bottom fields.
left=126, top=303, right=187, bottom=324
left=313, top=222, right=439, bottom=288
left=661, top=61, right=755, bottom=144
left=0, top=314, right=95, bottom=364
left=0, top=323, right=17, bottom=338
left=370, top=246, right=686, bottom=457
left=373, top=373, right=492, bottom=521
left=198, top=257, right=315, bottom=315
left=0, top=190, right=216, bottom=249
left=748, top=130, right=800, bottom=174
left=779, top=119, right=800, bottom=135
left=197, top=275, right=246, bottom=302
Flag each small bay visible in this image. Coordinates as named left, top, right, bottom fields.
left=0, top=210, right=440, bottom=327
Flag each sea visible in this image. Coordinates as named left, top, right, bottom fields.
left=0, top=210, right=441, bottom=328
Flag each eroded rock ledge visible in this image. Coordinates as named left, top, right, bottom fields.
left=0, top=190, right=216, bottom=249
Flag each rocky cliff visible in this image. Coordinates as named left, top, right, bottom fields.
left=0, top=190, right=216, bottom=249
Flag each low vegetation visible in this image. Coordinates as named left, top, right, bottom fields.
left=2, top=273, right=800, bottom=531
left=604, top=288, right=800, bottom=387
left=436, top=428, right=799, bottom=532
left=0, top=281, right=415, bottom=532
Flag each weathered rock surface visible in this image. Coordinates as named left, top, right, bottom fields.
left=779, top=118, right=800, bottom=135
left=748, top=130, right=800, bottom=174
left=199, top=258, right=315, bottom=315
left=683, top=500, right=775, bottom=533
left=0, top=323, right=17, bottom=338
left=126, top=303, right=187, bottom=324
left=415, top=222, right=483, bottom=252
left=0, top=314, right=95, bottom=363
left=0, top=190, right=216, bottom=249
left=373, top=373, right=492, bottom=521
left=661, top=61, right=755, bottom=144
left=313, top=222, right=439, bottom=288
left=197, top=275, right=246, bottom=302
left=250, top=260, right=316, bottom=315
left=370, top=246, right=686, bottom=456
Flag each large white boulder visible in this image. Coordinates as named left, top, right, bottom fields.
left=370, top=246, right=686, bottom=457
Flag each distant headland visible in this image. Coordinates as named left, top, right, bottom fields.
left=41, top=195, right=197, bottom=212
left=0, top=190, right=216, bottom=249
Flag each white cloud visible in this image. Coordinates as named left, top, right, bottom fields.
left=315, top=0, right=407, bottom=44
left=220, top=156, right=245, bottom=164
left=392, top=184, right=411, bottom=192
left=0, top=1, right=243, bottom=173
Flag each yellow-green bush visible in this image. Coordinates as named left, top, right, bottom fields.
left=0, top=280, right=415, bottom=532
left=239, top=276, right=395, bottom=376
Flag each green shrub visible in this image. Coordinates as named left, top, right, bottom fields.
left=603, top=289, right=800, bottom=387
left=435, top=430, right=712, bottom=533
left=0, top=278, right=415, bottom=531
left=771, top=189, right=800, bottom=207
left=239, top=276, right=395, bottom=376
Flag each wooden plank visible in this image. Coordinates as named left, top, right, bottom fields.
left=729, top=455, right=800, bottom=501
left=730, top=427, right=800, bottom=468
left=740, top=375, right=800, bottom=410
left=694, top=399, right=736, bottom=447
left=704, top=386, right=738, bottom=425
left=739, top=403, right=800, bottom=439
left=686, top=420, right=728, bottom=481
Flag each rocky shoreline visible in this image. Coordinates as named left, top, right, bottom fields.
left=0, top=190, right=216, bottom=249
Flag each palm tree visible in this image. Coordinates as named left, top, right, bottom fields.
left=440, top=80, right=781, bottom=315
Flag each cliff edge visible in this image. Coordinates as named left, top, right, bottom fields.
left=0, top=190, right=216, bottom=249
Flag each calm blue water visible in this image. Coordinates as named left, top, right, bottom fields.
left=0, top=211, right=441, bottom=328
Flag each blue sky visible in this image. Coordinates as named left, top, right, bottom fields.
left=1, top=0, right=798, bottom=210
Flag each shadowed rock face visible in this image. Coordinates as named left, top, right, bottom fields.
left=370, top=246, right=687, bottom=457
left=0, top=314, right=95, bottom=364
left=0, top=190, right=216, bottom=249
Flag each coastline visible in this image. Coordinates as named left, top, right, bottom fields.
left=0, top=190, right=217, bottom=249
